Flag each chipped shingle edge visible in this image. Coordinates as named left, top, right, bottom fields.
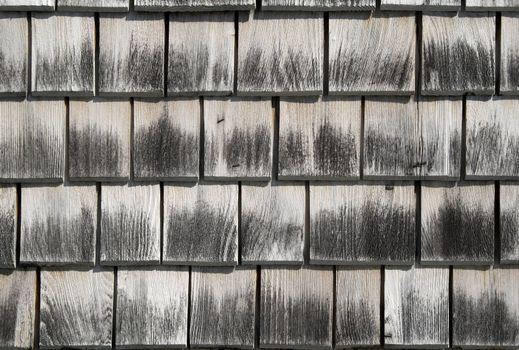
left=380, top=4, right=461, bottom=10
left=134, top=4, right=256, bottom=12
left=57, top=5, right=129, bottom=12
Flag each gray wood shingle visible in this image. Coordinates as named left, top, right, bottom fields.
left=499, top=182, right=519, bottom=263
left=381, top=0, right=460, bottom=9
left=134, top=0, right=255, bottom=11
left=501, top=14, right=519, bottom=94
left=0, top=185, right=16, bottom=268
left=261, top=0, right=375, bottom=10
left=0, top=12, right=27, bottom=95
left=0, top=0, right=54, bottom=10
left=57, top=0, right=130, bottom=11
left=466, top=0, right=519, bottom=9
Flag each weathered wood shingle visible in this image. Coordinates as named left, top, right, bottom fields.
left=0, top=13, right=27, bottom=95
left=0, top=0, right=54, bottom=11
left=500, top=182, right=519, bottom=263
left=261, top=0, right=375, bottom=10
left=134, top=0, right=255, bottom=11
left=0, top=185, right=16, bottom=268
left=466, top=0, right=519, bottom=9
left=501, top=14, right=519, bottom=94
left=57, top=0, right=130, bottom=11
left=381, top=0, right=460, bottom=9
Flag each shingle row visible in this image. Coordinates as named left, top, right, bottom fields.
left=1, top=11, right=518, bottom=96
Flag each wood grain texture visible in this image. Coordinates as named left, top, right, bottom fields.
left=466, top=0, right=519, bottom=9
left=0, top=0, right=53, bottom=10
left=191, top=267, right=256, bottom=348
left=0, top=186, right=16, bottom=269
left=501, top=14, right=519, bottom=94
left=40, top=268, right=114, bottom=349
left=260, top=266, right=333, bottom=348
left=500, top=182, right=519, bottom=263
left=241, top=181, right=305, bottom=264
left=364, top=97, right=420, bottom=179
left=20, top=184, right=97, bottom=266
left=0, top=269, right=36, bottom=350
left=163, top=183, right=238, bottom=265
left=381, top=0, right=460, bottom=9
left=100, top=183, right=160, bottom=265
left=31, top=13, right=94, bottom=96
left=58, top=0, right=129, bottom=11
left=466, top=97, right=519, bottom=179
left=69, top=99, right=130, bottom=180
left=278, top=97, right=361, bottom=180
left=204, top=98, right=272, bottom=180
left=329, top=12, right=415, bottom=95
left=0, top=13, right=27, bottom=95
left=99, top=13, right=164, bottom=97
left=261, top=0, right=375, bottom=10
left=453, top=267, right=519, bottom=347
left=168, top=13, right=234, bottom=95
left=0, top=99, right=65, bottom=182
left=422, top=13, right=495, bottom=95
left=237, top=11, right=323, bottom=95
left=133, top=98, right=199, bottom=180
left=134, top=0, right=255, bottom=10
left=336, top=268, right=380, bottom=347
left=384, top=266, right=449, bottom=347
left=116, top=267, right=189, bottom=348
left=421, top=182, right=494, bottom=264
left=310, top=183, right=415, bottom=265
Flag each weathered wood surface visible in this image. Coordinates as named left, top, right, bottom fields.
left=168, top=13, right=234, bottom=95
left=163, top=183, right=238, bottom=265
left=31, top=13, right=94, bottom=96
left=453, top=267, right=519, bottom=347
left=261, top=0, right=375, bottom=10
left=466, top=97, right=519, bottom=179
left=204, top=98, right=272, bottom=180
left=466, top=0, right=519, bottom=9
left=134, top=0, right=255, bottom=10
left=40, top=268, right=114, bottom=349
left=500, top=182, right=519, bottom=263
left=421, top=182, right=494, bottom=264
left=385, top=266, right=449, bottom=347
left=381, top=0, right=460, bottom=9
left=260, top=266, right=333, bottom=348
left=116, top=267, right=189, bottom=348
left=422, top=13, right=496, bottom=95
left=419, top=97, right=462, bottom=179
left=100, top=183, right=160, bottom=265
left=20, top=184, right=97, bottom=266
left=99, top=13, right=164, bottom=97
left=336, top=267, right=380, bottom=347
left=310, top=183, right=415, bottom=265
left=364, top=97, right=420, bottom=179
left=237, top=11, right=323, bottom=95
left=501, top=14, right=519, bottom=94
left=0, top=0, right=54, bottom=10
left=0, top=13, right=27, bottom=95
left=0, top=185, right=16, bottom=268
left=278, top=97, right=361, bottom=180
left=241, top=181, right=305, bottom=264
left=191, top=267, right=256, bottom=347
left=0, top=99, right=65, bottom=182
left=329, top=12, right=415, bottom=95
left=133, top=98, right=199, bottom=180
left=58, top=0, right=129, bottom=11
left=69, top=99, right=130, bottom=180
left=0, top=269, right=36, bottom=350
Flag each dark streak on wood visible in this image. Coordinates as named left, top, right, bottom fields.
left=0, top=13, right=27, bottom=95
left=0, top=186, right=16, bottom=268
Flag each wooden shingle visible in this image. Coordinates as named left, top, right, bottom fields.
left=421, top=182, right=494, bottom=264
left=191, top=267, right=256, bottom=348
left=336, top=267, right=380, bottom=347
left=116, top=267, right=189, bottom=348
left=0, top=99, right=65, bottom=182
left=100, top=183, right=160, bottom=265
left=0, top=185, right=16, bottom=269
left=278, top=97, right=361, bottom=180
left=466, top=0, right=519, bottom=10
left=204, top=98, right=272, bottom=180
left=385, top=266, right=449, bottom=347
left=261, top=0, right=375, bottom=10
left=69, top=99, right=130, bottom=181
left=310, top=183, right=415, bottom=265
left=499, top=182, right=519, bottom=263
left=20, top=184, right=97, bottom=266
left=0, top=269, right=36, bottom=350
left=168, top=13, right=234, bottom=95
left=329, top=12, right=415, bottom=95
left=163, top=183, right=238, bottom=265
left=31, top=13, right=94, bottom=96
left=134, top=0, right=255, bottom=11
left=453, top=267, right=519, bottom=347
left=99, top=13, right=164, bottom=97
left=0, top=0, right=54, bottom=10
left=260, top=266, right=333, bottom=348
left=381, top=0, right=460, bottom=9
left=422, top=12, right=495, bottom=95
left=0, top=13, right=27, bottom=95
left=241, top=181, right=305, bottom=264
left=57, top=0, right=130, bottom=11
left=237, top=11, right=323, bottom=95
left=500, top=14, right=519, bottom=94
left=133, top=98, right=199, bottom=180
left=40, top=268, right=114, bottom=349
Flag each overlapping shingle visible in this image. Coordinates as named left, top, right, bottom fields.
left=0, top=13, right=27, bottom=95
